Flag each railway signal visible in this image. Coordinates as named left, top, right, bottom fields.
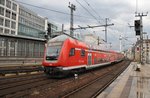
left=134, top=20, right=141, bottom=36
left=47, top=23, right=52, bottom=37
left=135, top=12, right=148, bottom=64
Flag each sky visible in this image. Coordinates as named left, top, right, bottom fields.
left=16, top=0, right=150, bottom=51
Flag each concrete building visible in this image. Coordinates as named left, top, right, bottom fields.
left=143, top=39, right=150, bottom=63
left=134, top=39, right=150, bottom=64
left=83, top=34, right=107, bottom=50
left=84, top=34, right=98, bottom=44
left=0, top=0, right=19, bottom=35
left=0, top=0, right=59, bottom=37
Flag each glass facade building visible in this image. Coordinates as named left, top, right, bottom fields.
left=18, top=5, right=46, bottom=39
left=0, top=0, right=59, bottom=61
left=0, top=0, right=59, bottom=38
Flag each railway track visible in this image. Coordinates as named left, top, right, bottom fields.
left=0, top=65, right=43, bottom=76
left=0, top=72, right=46, bottom=97
left=30, top=60, right=131, bottom=98
left=0, top=60, right=131, bottom=98
left=61, top=61, right=130, bottom=98
left=0, top=72, right=76, bottom=98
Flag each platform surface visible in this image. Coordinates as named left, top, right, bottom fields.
left=97, top=62, right=150, bottom=98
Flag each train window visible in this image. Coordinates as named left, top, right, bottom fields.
left=69, top=48, right=75, bottom=56
left=81, top=49, right=85, bottom=56
left=94, top=58, right=97, bottom=64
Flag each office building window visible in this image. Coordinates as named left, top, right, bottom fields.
left=6, top=0, right=11, bottom=9
left=0, top=38, right=2, bottom=46
left=0, top=27, right=3, bottom=33
left=4, top=29, right=9, bottom=34
left=21, top=10, right=25, bottom=16
left=5, top=19, right=10, bottom=27
left=12, top=12, right=16, bottom=20
left=11, top=30, right=15, bottom=34
left=12, top=3, right=17, bottom=11
left=11, top=21, right=16, bottom=29
left=0, top=7, right=4, bottom=16
left=5, top=10, right=11, bottom=18
left=0, top=17, right=4, bottom=26
left=0, top=0, right=5, bottom=5
left=19, top=17, right=22, bottom=22
left=19, top=9, right=21, bottom=14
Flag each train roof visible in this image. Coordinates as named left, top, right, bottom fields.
left=48, top=34, right=121, bottom=54
left=48, top=34, right=74, bottom=43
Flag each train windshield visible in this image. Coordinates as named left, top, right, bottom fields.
left=45, top=34, right=71, bottom=61
left=46, top=42, right=62, bottom=61
left=46, top=45, right=61, bottom=61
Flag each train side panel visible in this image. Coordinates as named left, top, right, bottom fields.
left=66, top=39, right=88, bottom=67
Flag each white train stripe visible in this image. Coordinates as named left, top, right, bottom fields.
left=62, top=62, right=111, bottom=70
left=86, top=62, right=111, bottom=70
left=62, top=65, right=86, bottom=70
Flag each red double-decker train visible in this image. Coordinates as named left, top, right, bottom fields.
left=42, top=34, right=124, bottom=77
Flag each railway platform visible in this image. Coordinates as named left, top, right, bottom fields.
left=97, top=62, right=150, bottom=98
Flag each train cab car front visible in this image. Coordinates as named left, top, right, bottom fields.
left=42, top=41, right=64, bottom=75
left=42, top=35, right=74, bottom=77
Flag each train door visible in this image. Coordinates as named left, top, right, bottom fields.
left=87, top=53, right=92, bottom=65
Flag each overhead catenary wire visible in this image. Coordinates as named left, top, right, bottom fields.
left=108, top=25, right=136, bottom=49
left=16, top=1, right=132, bottom=45
left=82, top=0, right=105, bottom=22
left=16, top=1, right=69, bottom=15
left=16, top=0, right=111, bottom=30
left=16, top=0, right=101, bottom=21
left=76, top=0, right=136, bottom=51
left=108, top=23, right=136, bottom=42
left=75, top=0, right=101, bottom=24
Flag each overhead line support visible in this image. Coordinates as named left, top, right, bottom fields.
left=74, top=23, right=114, bottom=30
left=68, top=3, right=76, bottom=37
left=135, top=12, right=148, bottom=64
